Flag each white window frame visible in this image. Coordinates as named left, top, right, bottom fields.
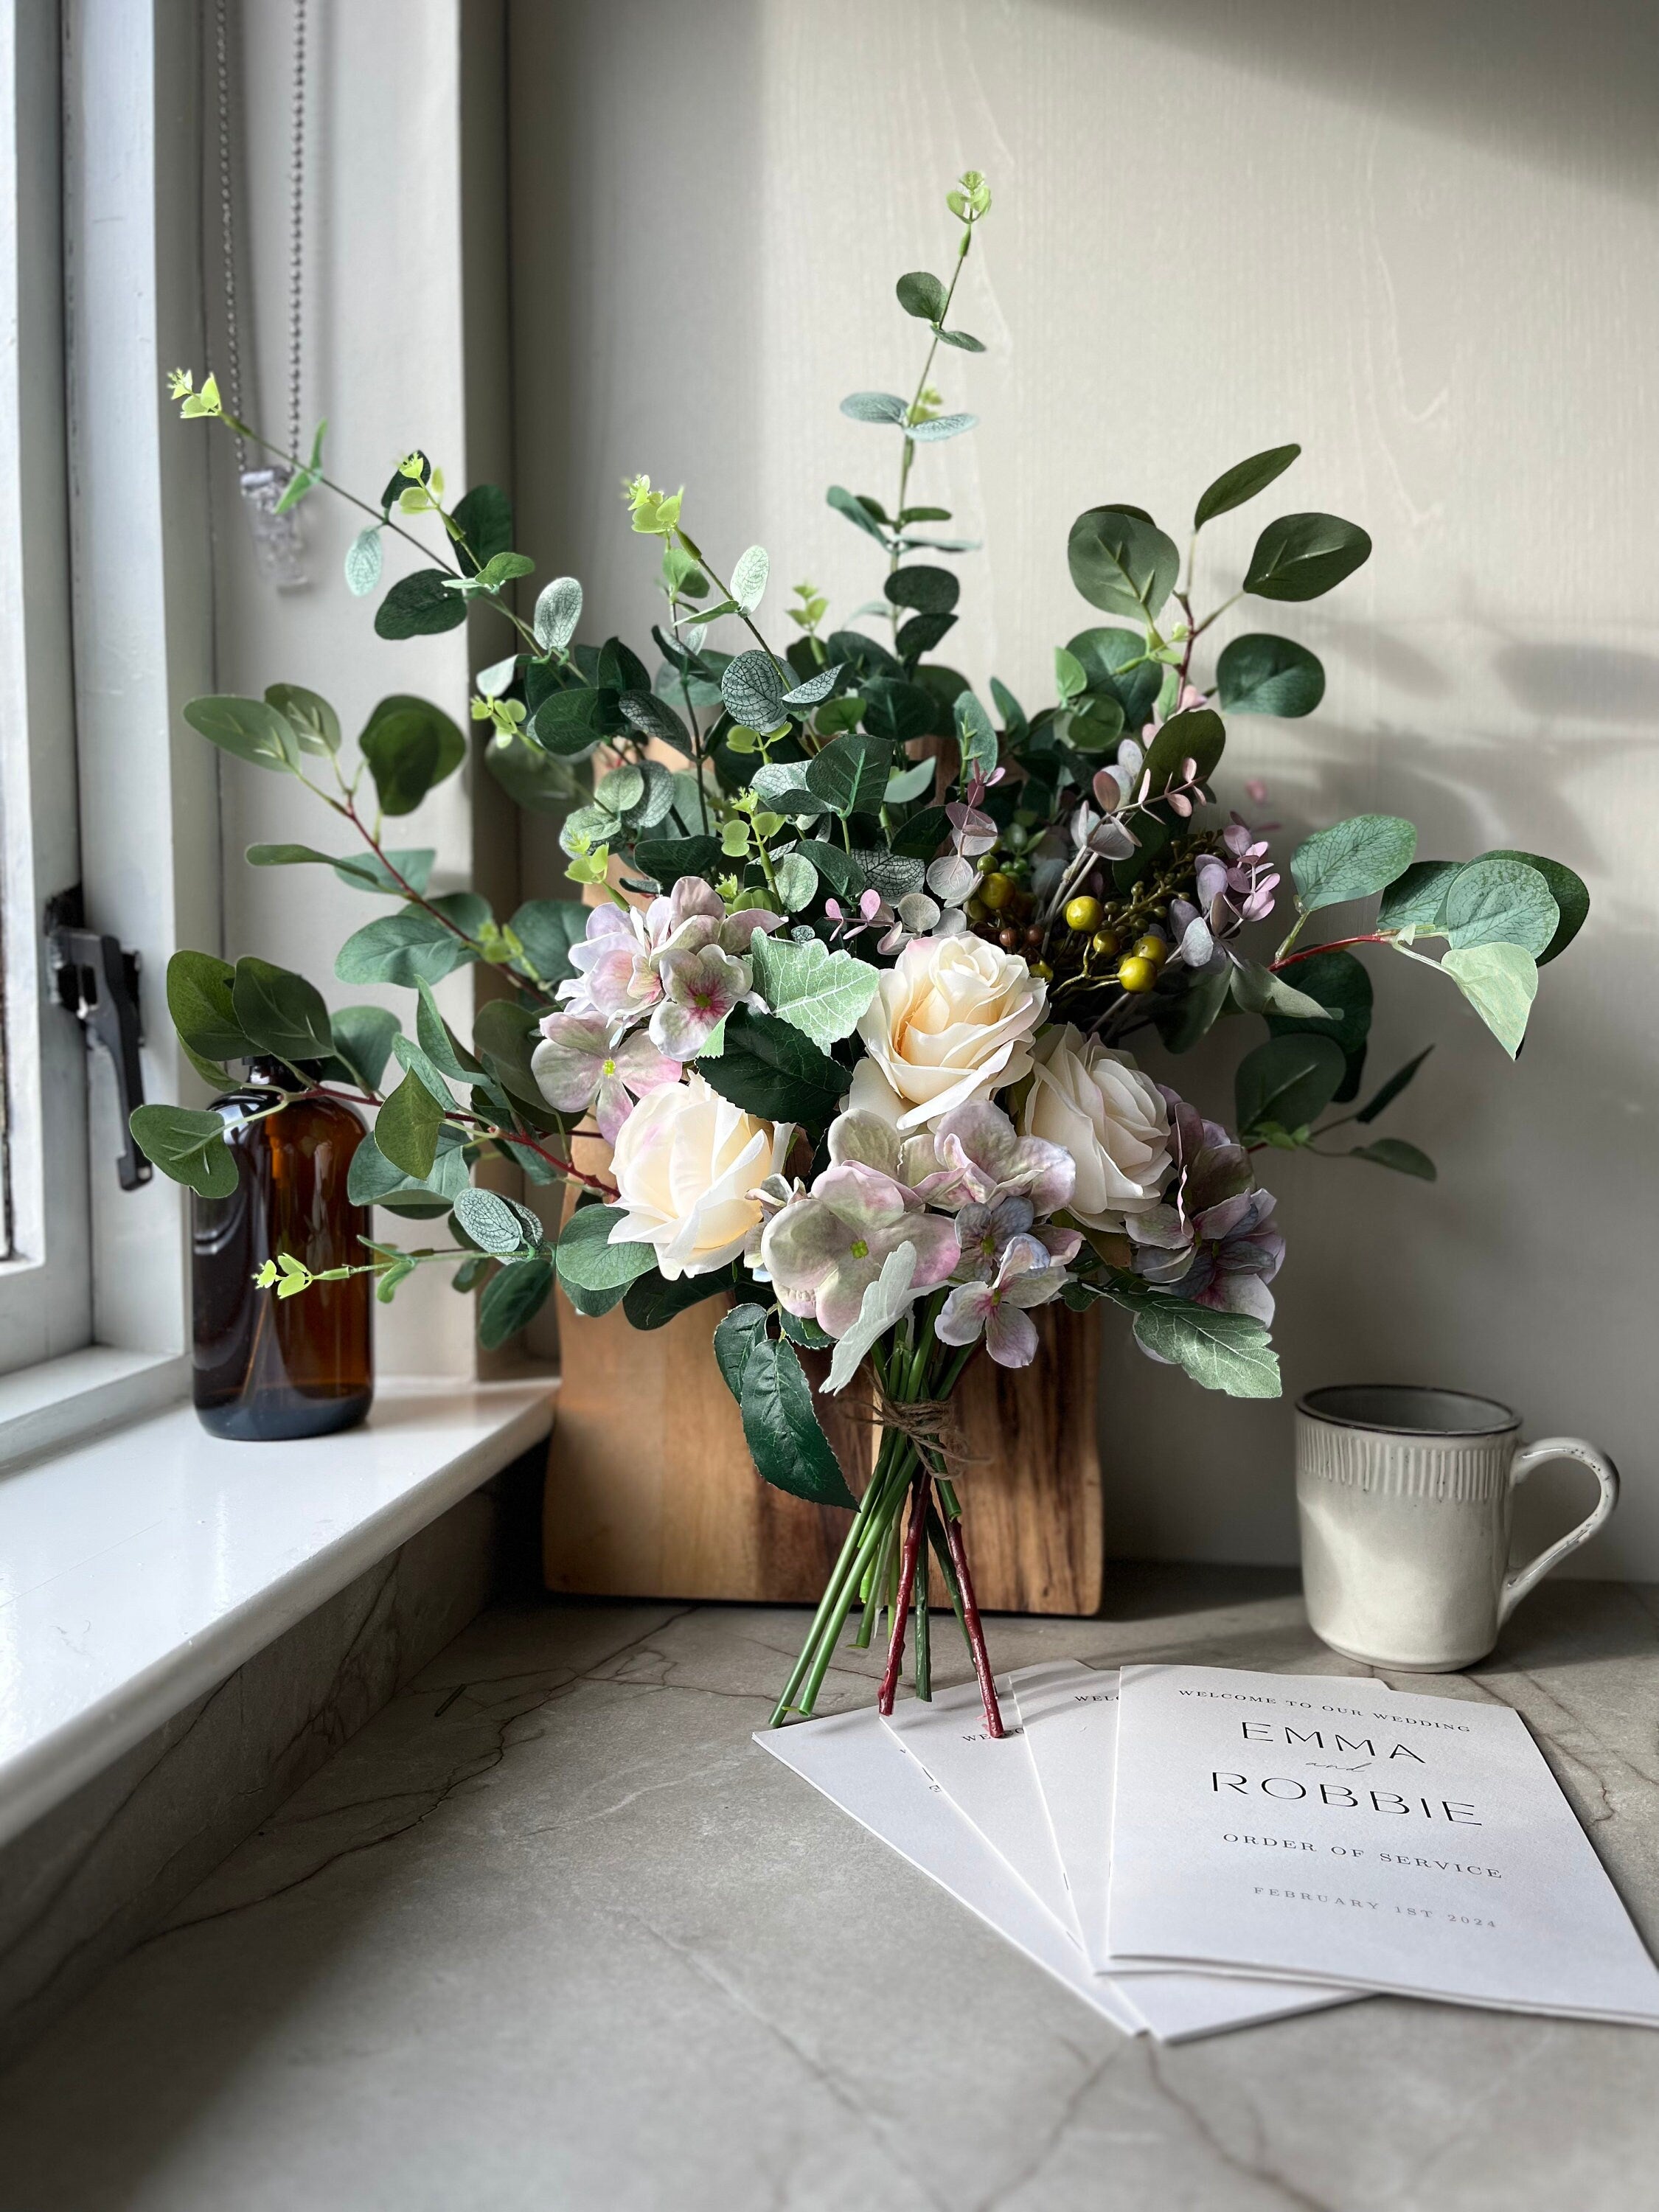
left=0, top=0, right=90, bottom=1375
left=0, top=0, right=217, bottom=1445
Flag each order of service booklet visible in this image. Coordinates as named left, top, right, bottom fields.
left=1107, top=1663, right=1659, bottom=2028
left=884, top=1669, right=1358, bottom=2041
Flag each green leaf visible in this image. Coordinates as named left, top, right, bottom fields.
left=451, top=1253, right=493, bottom=1294
left=476, top=550, right=534, bottom=591
left=1128, top=1298, right=1281, bottom=1398
left=1354, top=1045, right=1433, bottom=1124
left=1234, top=1033, right=1346, bottom=1138
left=335, top=909, right=481, bottom=989
left=167, top=949, right=251, bottom=1063
left=1264, top=947, right=1373, bottom=1099
left=1066, top=627, right=1161, bottom=731
left=935, top=327, right=984, bottom=352
left=390, top=1032, right=460, bottom=1110
left=772, top=852, right=818, bottom=914
left=359, top=695, right=467, bottom=816
left=555, top=1203, right=657, bottom=1293
left=896, top=269, right=947, bottom=321
left=509, top=900, right=588, bottom=985
left=906, top=411, right=976, bottom=445
left=1229, top=960, right=1337, bottom=1022
left=860, top=681, right=935, bottom=748
left=622, top=1267, right=740, bottom=1330
left=883, top=759, right=936, bottom=807
left=1067, top=506, right=1180, bottom=621
left=1155, top=961, right=1231, bottom=1054
left=375, top=1068, right=446, bottom=1178
left=739, top=1336, right=856, bottom=1507
left=273, top=419, right=326, bottom=512
left=953, top=689, right=998, bottom=785
left=1349, top=1137, right=1436, bottom=1180
left=231, top=957, right=335, bottom=1063
left=751, top=933, right=880, bottom=1048
left=1485, top=851, right=1589, bottom=966
left=841, top=391, right=910, bottom=425
left=265, top=683, right=340, bottom=756
left=347, top=1127, right=462, bottom=1210
left=130, top=1104, right=237, bottom=1198
left=534, top=575, right=582, bottom=655
left=1139, top=706, right=1225, bottom=797
left=531, top=685, right=608, bottom=759
left=375, top=568, right=469, bottom=639
left=414, top=980, right=481, bottom=1082
left=793, top=838, right=867, bottom=897
left=452, top=1186, right=539, bottom=1256
left=1291, top=815, right=1416, bottom=914
left=344, top=527, right=383, bottom=596
left=714, top=1301, right=770, bottom=1403
left=826, top=484, right=891, bottom=544
left=1441, top=942, right=1538, bottom=1058
left=885, top=565, right=959, bottom=615
left=183, top=695, right=299, bottom=773
left=1216, top=633, right=1326, bottom=717
left=1440, top=855, right=1559, bottom=959
left=807, top=731, right=891, bottom=817
left=698, top=1005, right=845, bottom=1124
left=633, top=835, right=722, bottom=886
left=730, top=544, right=769, bottom=615
left=453, top=484, right=514, bottom=569
left=720, top=650, right=787, bottom=732
left=1244, top=512, right=1371, bottom=602
left=328, top=1005, right=401, bottom=1093
left=473, top=998, right=546, bottom=1109
left=479, top=1258, right=554, bottom=1349
left=1194, top=444, right=1301, bottom=529
left=1377, top=860, right=1462, bottom=935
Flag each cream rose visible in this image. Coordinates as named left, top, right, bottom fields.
left=608, top=1072, right=793, bottom=1279
left=852, top=934, right=1046, bottom=1130
left=1020, top=1025, right=1172, bottom=1228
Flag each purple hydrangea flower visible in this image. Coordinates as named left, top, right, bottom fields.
left=935, top=1233, right=1071, bottom=1368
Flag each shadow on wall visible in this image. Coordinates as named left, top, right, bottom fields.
left=1056, top=0, right=1659, bottom=195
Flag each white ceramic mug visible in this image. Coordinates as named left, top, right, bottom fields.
left=1295, top=1384, right=1619, bottom=1672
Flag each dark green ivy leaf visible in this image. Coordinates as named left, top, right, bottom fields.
left=739, top=1336, right=857, bottom=1506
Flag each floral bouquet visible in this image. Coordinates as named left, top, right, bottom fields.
left=142, top=174, right=1586, bottom=1734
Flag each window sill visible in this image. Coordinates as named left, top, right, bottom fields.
left=0, top=1376, right=555, bottom=1847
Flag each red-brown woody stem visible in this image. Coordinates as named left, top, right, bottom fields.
left=877, top=1472, right=928, bottom=1716
left=943, top=1507, right=1005, bottom=1737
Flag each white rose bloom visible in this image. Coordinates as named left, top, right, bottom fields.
left=1020, top=1024, right=1172, bottom=1228
left=608, top=1072, right=793, bottom=1279
left=852, top=934, right=1046, bottom=1131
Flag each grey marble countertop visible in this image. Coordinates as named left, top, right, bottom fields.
left=4, top=1566, right=1659, bottom=2211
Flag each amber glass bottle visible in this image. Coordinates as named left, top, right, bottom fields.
left=192, top=1057, right=374, bottom=1440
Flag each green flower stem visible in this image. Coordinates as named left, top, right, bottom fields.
left=855, top=1509, right=900, bottom=1650
left=672, top=530, right=785, bottom=678
left=221, top=409, right=543, bottom=655
left=789, top=1458, right=911, bottom=1722
left=768, top=1430, right=908, bottom=1724
left=889, top=209, right=983, bottom=613
left=665, top=585, right=712, bottom=836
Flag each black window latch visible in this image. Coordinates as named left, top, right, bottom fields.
left=45, top=888, right=152, bottom=1192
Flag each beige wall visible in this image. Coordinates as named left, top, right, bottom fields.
left=506, top=0, right=1657, bottom=1573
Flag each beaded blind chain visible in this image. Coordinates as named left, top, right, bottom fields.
left=215, top=0, right=309, bottom=588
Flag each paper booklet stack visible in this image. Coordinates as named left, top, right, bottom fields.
left=757, top=1660, right=1659, bottom=2042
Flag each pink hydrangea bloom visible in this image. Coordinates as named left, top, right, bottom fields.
left=531, top=1014, right=678, bottom=1144
left=651, top=945, right=752, bottom=1060
left=759, top=1161, right=958, bottom=1338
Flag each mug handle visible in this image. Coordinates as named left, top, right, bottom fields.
left=1499, top=1436, right=1620, bottom=1624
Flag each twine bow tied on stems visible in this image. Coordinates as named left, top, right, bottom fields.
left=767, top=1307, right=1006, bottom=1739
